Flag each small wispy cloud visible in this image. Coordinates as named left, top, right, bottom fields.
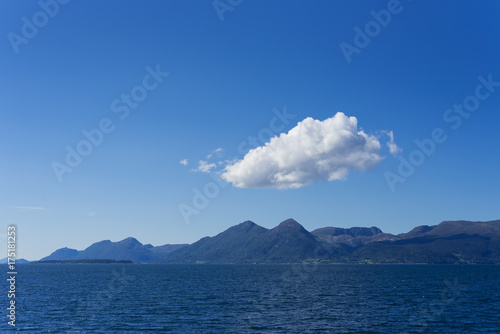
left=206, top=147, right=224, bottom=159
left=384, top=130, right=402, bottom=156
left=192, top=160, right=217, bottom=173
left=179, top=159, right=189, bottom=166
left=191, top=148, right=225, bottom=173
left=88, top=212, right=97, bottom=217
left=15, top=206, right=48, bottom=211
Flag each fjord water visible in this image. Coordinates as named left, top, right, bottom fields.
left=2, top=264, right=499, bottom=333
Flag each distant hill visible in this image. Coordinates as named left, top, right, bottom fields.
left=40, top=247, right=79, bottom=261
left=40, top=238, right=187, bottom=263
left=311, top=226, right=397, bottom=247
left=0, top=257, right=29, bottom=264
left=35, top=259, right=133, bottom=264
left=351, top=220, right=500, bottom=264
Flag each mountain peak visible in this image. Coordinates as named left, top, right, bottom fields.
left=229, top=220, right=259, bottom=232
left=119, top=237, right=142, bottom=245
left=277, top=218, right=302, bottom=228
left=239, top=220, right=256, bottom=227
left=223, top=221, right=269, bottom=235
left=270, top=219, right=311, bottom=239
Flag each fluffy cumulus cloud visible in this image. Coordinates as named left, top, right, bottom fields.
left=221, top=112, right=385, bottom=189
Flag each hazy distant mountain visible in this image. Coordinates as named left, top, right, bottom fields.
left=40, top=247, right=80, bottom=261
left=0, top=257, right=29, bottom=264
left=40, top=238, right=187, bottom=263
left=37, top=259, right=133, bottom=264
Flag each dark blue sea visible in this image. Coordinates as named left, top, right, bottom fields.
left=1, top=264, right=499, bottom=333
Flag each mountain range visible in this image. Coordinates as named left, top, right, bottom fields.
left=40, top=219, right=500, bottom=264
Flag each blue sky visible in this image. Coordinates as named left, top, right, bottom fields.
left=1, top=0, right=499, bottom=260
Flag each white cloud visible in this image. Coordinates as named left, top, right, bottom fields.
left=15, top=206, right=48, bottom=211
left=88, top=212, right=96, bottom=217
left=221, top=112, right=386, bottom=189
left=179, top=159, right=189, bottom=166
left=192, top=160, right=217, bottom=173
left=384, top=130, right=402, bottom=155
